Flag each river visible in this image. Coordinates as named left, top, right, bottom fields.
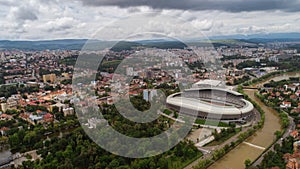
left=252, top=72, right=300, bottom=88
left=207, top=72, right=299, bottom=169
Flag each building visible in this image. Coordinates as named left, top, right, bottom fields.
left=284, top=141, right=300, bottom=169
left=281, top=101, right=292, bottom=108
left=29, top=114, right=43, bottom=124
left=192, top=79, right=225, bottom=88
left=43, top=113, right=54, bottom=123
left=6, top=98, right=17, bottom=109
left=143, top=89, right=158, bottom=101
left=0, top=103, right=7, bottom=112
left=126, top=67, right=134, bottom=76
left=49, top=102, right=67, bottom=112
left=143, top=90, right=149, bottom=101
left=0, top=113, right=13, bottom=121
left=166, top=87, right=254, bottom=122
left=63, top=107, right=74, bottom=116
left=43, top=74, right=56, bottom=83
left=0, top=127, right=10, bottom=136
left=88, top=118, right=106, bottom=129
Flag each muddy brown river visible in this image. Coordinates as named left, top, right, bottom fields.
left=207, top=72, right=300, bottom=169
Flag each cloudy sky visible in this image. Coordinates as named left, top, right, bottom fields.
left=0, top=0, right=300, bottom=40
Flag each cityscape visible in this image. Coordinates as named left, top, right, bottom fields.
left=0, top=0, right=300, bottom=169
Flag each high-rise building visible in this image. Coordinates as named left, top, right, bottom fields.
left=143, top=89, right=157, bottom=101
left=143, top=90, right=149, bottom=101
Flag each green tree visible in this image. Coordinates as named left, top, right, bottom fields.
left=244, top=159, right=251, bottom=168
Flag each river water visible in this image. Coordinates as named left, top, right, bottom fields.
left=253, top=72, right=300, bottom=88
left=207, top=73, right=299, bottom=169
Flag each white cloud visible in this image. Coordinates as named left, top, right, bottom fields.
left=0, top=0, right=299, bottom=40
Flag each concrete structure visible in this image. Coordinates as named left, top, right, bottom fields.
left=0, top=103, right=7, bottom=112
left=63, top=107, right=74, bottom=116
left=49, top=102, right=67, bottom=112
left=166, top=87, right=254, bottom=122
left=42, top=74, right=56, bottom=83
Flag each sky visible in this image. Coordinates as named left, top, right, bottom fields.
left=0, top=0, right=300, bottom=40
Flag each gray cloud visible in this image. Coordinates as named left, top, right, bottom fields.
left=80, top=0, right=300, bottom=12
left=13, top=7, right=38, bottom=21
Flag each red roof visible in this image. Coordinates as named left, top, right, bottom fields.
left=44, top=113, right=53, bottom=119
left=0, top=114, right=12, bottom=119
left=36, top=110, right=43, bottom=113
left=0, top=127, right=10, bottom=131
left=19, top=113, right=29, bottom=119
left=283, top=101, right=291, bottom=104
left=290, top=130, right=299, bottom=138
left=28, top=102, right=37, bottom=106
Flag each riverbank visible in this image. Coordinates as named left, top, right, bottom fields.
left=186, top=72, right=300, bottom=169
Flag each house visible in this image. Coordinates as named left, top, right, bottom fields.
left=36, top=110, right=47, bottom=115
left=284, top=141, right=300, bottom=169
left=296, top=90, right=300, bottom=97
left=281, top=101, right=292, bottom=108
left=0, top=127, right=10, bottom=136
left=286, top=158, right=299, bottom=169
left=29, top=114, right=43, bottom=124
left=275, top=92, right=281, bottom=97
left=19, top=113, right=29, bottom=120
left=43, top=113, right=54, bottom=123
left=290, top=130, right=299, bottom=138
left=292, top=108, right=300, bottom=114
left=0, top=114, right=13, bottom=121
left=290, top=94, right=298, bottom=101
left=288, top=84, right=297, bottom=92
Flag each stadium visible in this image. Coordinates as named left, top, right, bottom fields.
left=166, top=86, right=254, bottom=123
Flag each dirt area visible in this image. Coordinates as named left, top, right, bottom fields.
left=187, top=128, right=213, bottom=143
left=13, top=150, right=41, bottom=167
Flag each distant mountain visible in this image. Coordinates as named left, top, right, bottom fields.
left=1, top=32, right=300, bottom=50
left=0, top=39, right=88, bottom=50
left=209, top=32, right=300, bottom=41
left=0, top=39, right=187, bottom=51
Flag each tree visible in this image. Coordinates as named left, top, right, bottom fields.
left=244, top=159, right=251, bottom=168
left=23, top=131, right=38, bottom=147
left=274, top=130, right=282, bottom=140
left=9, top=133, right=20, bottom=149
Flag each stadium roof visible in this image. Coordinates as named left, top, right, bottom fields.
left=166, top=88, right=253, bottom=115
left=192, top=79, right=225, bottom=88
left=184, top=87, right=243, bottom=96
